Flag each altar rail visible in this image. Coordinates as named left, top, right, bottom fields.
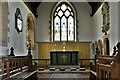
left=33, top=59, right=50, bottom=69
left=1, top=55, right=37, bottom=80
left=33, top=58, right=94, bottom=69
left=78, top=59, right=95, bottom=68
left=96, top=42, right=120, bottom=80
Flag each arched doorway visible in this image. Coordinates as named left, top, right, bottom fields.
left=26, top=13, right=35, bottom=50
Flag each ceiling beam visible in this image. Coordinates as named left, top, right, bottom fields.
left=24, top=2, right=41, bottom=18
left=88, top=2, right=103, bottom=17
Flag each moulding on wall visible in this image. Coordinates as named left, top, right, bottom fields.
left=0, top=2, right=8, bottom=47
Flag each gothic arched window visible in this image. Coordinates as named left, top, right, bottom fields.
left=51, top=2, right=77, bottom=41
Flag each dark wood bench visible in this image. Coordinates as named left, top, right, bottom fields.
left=1, top=55, right=37, bottom=80
left=90, top=42, right=120, bottom=80
left=90, top=62, right=97, bottom=80
left=96, top=42, right=120, bottom=80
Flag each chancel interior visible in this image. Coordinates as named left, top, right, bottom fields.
left=0, top=0, right=120, bottom=80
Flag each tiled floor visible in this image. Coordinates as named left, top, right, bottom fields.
left=51, top=73, right=77, bottom=78
left=37, top=72, right=90, bottom=80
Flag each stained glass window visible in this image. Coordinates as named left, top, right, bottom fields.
left=54, top=16, right=60, bottom=41
left=52, top=2, right=76, bottom=41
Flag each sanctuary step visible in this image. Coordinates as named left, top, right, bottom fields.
left=38, top=68, right=90, bottom=73
left=48, top=65, right=80, bottom=68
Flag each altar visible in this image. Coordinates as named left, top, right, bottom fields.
left=50, top=51, right=78, bottom=65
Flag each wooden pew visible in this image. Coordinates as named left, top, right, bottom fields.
left=90, top=42, right=120, bottom=80
left=1, top=55, right=37, bottom=80
left=90, top=61, right=97, bottom=80
left=90, top=46, right=99, bottom=80
left=96, top=42, right=120, bottom=80
left=1, top=47, right=37, bottom=80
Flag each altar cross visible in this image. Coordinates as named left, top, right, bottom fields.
left=61, top=54, right=67, bottom=63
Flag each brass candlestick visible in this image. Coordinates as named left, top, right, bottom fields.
left=62, top=42, right=66, bottom=51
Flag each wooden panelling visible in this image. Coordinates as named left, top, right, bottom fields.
left=38, top=42, right=91, bottom=66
